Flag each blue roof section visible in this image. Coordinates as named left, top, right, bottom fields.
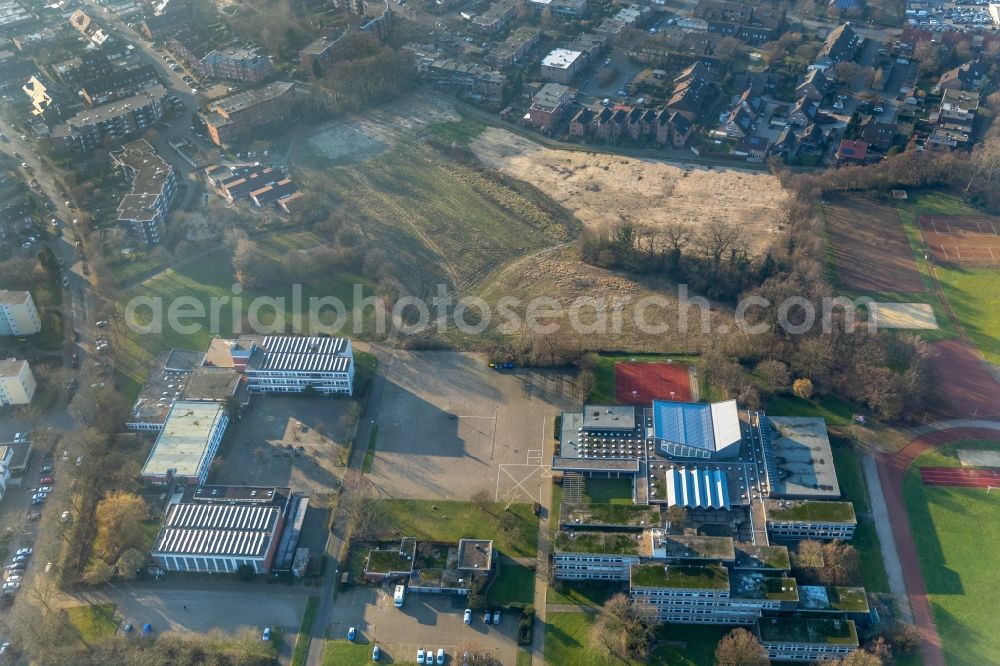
left=653, top=400, right=715, bottom=451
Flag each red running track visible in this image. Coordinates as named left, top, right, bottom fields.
left=920, top=466, right=1000, bottom=487
left=877, top=427, right=1000, bottom=666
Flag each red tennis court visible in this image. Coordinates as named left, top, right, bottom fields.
left=920, top=214, right=1000, bottom=266
left=615, top=362, right=692, bottom=405
left=920, top=467, right=1000, bottom=488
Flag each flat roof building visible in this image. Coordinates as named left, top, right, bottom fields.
left=110, top=139, right=177, bottom=245
left=0, top=290, right=40, bottom=336
left=652, top=399, right=743, bottom=459
left=202, top=81, right=296, bottom=146
left=242, top=335, right=355, bottom=396
left=151, top=485, right=290, bottom=574
left=764, top=499, right=857, bottom=541
left=757, top=617, right=859, bottom=662
left=0, top=358, right=35, bottom=406
left=760, top=416, right=841, bottom=499
left=141, top=401, right=229, bottom=485
left=541, top=48, right=584, bottom=84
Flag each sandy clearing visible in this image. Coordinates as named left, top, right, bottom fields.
left=471, top=128, right=788, bottom=254
left=872, top=302, right=939, bottom=330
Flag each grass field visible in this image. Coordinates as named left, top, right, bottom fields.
left=905, top=438, right=1000, bottom=666
left=544, top=612, right=728, bottom=666
left=546, top=580, right=623, bottom=607
left=114, top=229, right=372, bottom=388
left=321, top=639, right=372, bottom=665
left=65, top=603, right=118, bottom=645
left=765, top=394, right=857, bottom=427
left=831, top=444, right=889, bottom=593
left=486, top=558, right=536, bottom=606
left=376, top=500, right=539, bottom=558
left=934, top=266, right=1000, bottom=364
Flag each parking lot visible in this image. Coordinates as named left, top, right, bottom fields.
left=331, top=586, right=517, bottom=665
left=365, top=351, right=576, bottom=503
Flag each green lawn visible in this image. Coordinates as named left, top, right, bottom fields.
left=765, top=394, right=857, bottom=426
left=544, top=612, right=728, bottom=666
left=934, top=266, right=1000, bottom=364
left=114, top=230, right=373, bottom=387
left=376, top=500, right=539, bottom=558
left=321, top=639, right=373, bottom=665
left=582, top=477, right=633, bottom=504
left=546, top=580, right=623, bottom=607
left=65, top=603, right=118, bottom=644
left=831, top=445, right=890, bottom=593
left=486, top=558, right=536, bottom=606
left=905, top=438, right=1000, bottom=666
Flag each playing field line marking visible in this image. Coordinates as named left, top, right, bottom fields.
left=497, top=464, right=543, bottom=503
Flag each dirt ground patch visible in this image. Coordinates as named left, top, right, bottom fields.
left=920, top=214, right=1000, bottom=266
left=927, top=339, right=1000, bottom=420
left=476, top=245, right=730, bottom=352
left=872, top=302, right=939, bottom=330
left=306, top=92, right=460, bottom=163
left=825, top=193, right=925, bottom=293
left=470, top=128, right=788, bottom=254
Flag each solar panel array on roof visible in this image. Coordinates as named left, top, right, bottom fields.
left=258, top=336, right=351, bottom=372
left=153, top=502, right=280, bottom=557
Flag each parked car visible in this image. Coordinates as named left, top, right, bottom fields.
left=347, top=627, right=356, bottom=641
left=483, top=610, right=491, bottom=624
left=372, top=644, right=381, bottom=661
left=417, top=648, right=426, bottom=664
left=37, top=487, right=51, bottom=494
left=436, top=648, right=445, bottom=665
left=493, top=610, right=501, bottom=624
left=142, top=624, right=152, bottom=638
left=11, top=556, right=27, bottom=564
left=40, top=464, right=53, bottom=474
left=262, top=627, right=271, bottom=641
left=40, top=476, right=54, bottom=485
left=464, top=608, right=472, bottom=625
left=15, top=548, right=31, bottom=557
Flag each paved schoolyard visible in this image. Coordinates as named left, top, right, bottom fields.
left=331, top=586, right=517, bottom=664
left=212, top=395, right=356, bottom=495
left=367, top=351, right=576, bottom=502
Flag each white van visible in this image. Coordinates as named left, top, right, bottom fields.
left=393, top=585, right=405, bottom=608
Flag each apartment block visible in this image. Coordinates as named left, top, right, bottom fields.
left=300, top=30, right=346, bottom=76
left=528, top=83, right=573, bottom=129
left=202, top=81, right=296, bottom=146
left=540, top=48, right=584, bottom=84
left=764, top=500, right=857, bottom=541
left=202, top=48, right=273, bottom=83
left=53, top=85, right=166, bottom=152
left=488, top=27, right=539, bottom=68
left=0, top=290, right=41, bottom=336
left=424, top=60, right=504, bottom=100
left=78, top=64, right=159, bottom=107
left=110, top=139, right=176, bottom=245
left=470, top=0, right=518, bottom=34
left=0, top=358, right=35, bottom=406
left=527, top=0, right=588, bottom=16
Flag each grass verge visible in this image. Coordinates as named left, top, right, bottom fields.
left=321, top=639, right=371, bottom=665
left=291, top=595, right=319, bottom=666
left=486, top=558, right=536, bottom=607
left=362, top=425, right=378, bottom=474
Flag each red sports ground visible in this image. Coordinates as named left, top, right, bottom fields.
left=615, top=362, right=692, bottom=405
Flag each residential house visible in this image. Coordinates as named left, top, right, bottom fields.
left=202, top=48, right=273, bottom=83
left=527, top=0, right=588, bottom=17
left=859, top=117, right=896, bottom=150
left=52, top=85, right=167, bottom=152
left=0, top=291, right=41, bottom=336
left=541, top=48, right=584, bottom=84
left=565, top=33, right=607, bottom=66
left=628, top=108, right=658, bottom=141
left=528, top=83, right=574, bottom=129
left=595, top=107, right=630, bottom=142
left=795, top=69, right=829, bottom=102
left=656, top=111, right=693, bottom=147
left=201, top=81, right=296, bottom=146
left=569, top=106, right=597, bottom=137
left=666, top=62, right=709, bottom=121
left=0, top=358, right=35, bottom=406
left=78, top=64, right=159, bottom=107
left=110, top=139, right=176, bottom=245
left=786, top=98, right=816, bottom=127
left=812, top=23, right=861, bottom=71
left=938, top=59, right=989, bottom=91
left=734, top=135, right=769, bottom=160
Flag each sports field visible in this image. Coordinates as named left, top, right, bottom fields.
left=920, top=214, right=1000, bottom=265
left=905, top=439, right=1000, bottom=666
left=825, top=193, right=925, bottom=293
left=615, top=361, right=692, bottom=404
